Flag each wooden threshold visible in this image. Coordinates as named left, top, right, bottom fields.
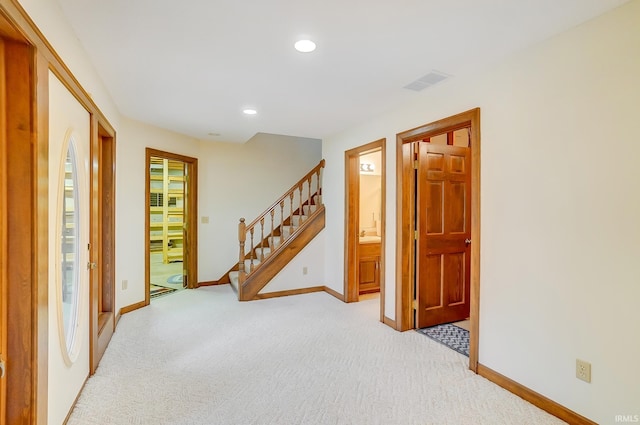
left=198, top=280, right=228, bottom=287
left=477, top=363, right=597, bottom=425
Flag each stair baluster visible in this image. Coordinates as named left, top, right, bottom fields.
left=298, top=183, right=303, bottom=224
left=315, top=167, right=322, bottom=204
left=259, top=217, right=265, bottom=261
left=269, top=209, right=275, bottom=250
left=249, top=227, right=255, bottom=272
left=279, top=200, right=285, bottom=245
left=289, top=192, right=295, bottom=235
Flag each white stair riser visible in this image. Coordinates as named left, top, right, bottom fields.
left=229, top=271, right=239, bottom=292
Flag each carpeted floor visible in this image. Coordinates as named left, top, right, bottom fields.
left=67, top=286, right=566, bottom=425
left=417, top=323, right=470, bottom=357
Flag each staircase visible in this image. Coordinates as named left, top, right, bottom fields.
left=228, top=160, right=325, bottom=301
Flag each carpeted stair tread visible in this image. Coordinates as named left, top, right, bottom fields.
left=302, top=204, right=317, bottom=215
left=290, top=214, right=307, bottom=226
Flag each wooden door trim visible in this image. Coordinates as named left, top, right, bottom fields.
left=145, top=148, right=198, bottom=306
left=344, top=139, right=386, bottom=322
left=0, top=36, right=7, bottom=424
left=396, top=108, right=480, bottom=372
left=1, top=34, right=48, bottom=423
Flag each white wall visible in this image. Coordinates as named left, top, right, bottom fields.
left=322, top=1, right=640, bottom=422
left=259, top=233, right=325, bottom=294
left=359, top=174, right=381, bottom=231
left=18, top=0, right=120, bottom=129
left=115, top=118, right=201, bottom=308
left=116, top=120, right=323, bottom=310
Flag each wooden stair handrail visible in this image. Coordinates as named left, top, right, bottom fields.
left=242, top=159, right=325, bottom=231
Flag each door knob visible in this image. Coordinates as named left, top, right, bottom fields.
left=465, top=239, right=471, bottom=245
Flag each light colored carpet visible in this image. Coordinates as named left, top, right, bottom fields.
left=68, top=286, right=565, bottom=425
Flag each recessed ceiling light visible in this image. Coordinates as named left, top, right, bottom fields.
left=243, top=108, right=257, bottom=115
left=294, top=39, right=316, bottom=53
left=207, top=132, right=220, bottom=137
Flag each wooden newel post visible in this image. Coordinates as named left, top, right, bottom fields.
left=238, top=218, right=246, bottom=274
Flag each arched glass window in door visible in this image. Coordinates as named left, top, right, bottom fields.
left=60, top=139, right=81, bottom=357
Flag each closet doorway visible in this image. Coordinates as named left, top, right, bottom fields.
left=145, top=149, right=198, bottom=304
left=344, top=139, right=386, bottom=322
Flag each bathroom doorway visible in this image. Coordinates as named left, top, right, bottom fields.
left=344, top=139, right=386, bottom=322
left=145, top=149, right=198, bottom=304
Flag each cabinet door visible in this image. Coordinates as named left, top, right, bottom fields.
left=358, top=256, right=380, bottom=294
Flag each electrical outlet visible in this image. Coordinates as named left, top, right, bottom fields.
left=576, top=359, right=591, bottom=383
left=122, top=279, right=128, bottom=290
left=302, top=267, right=308, bottom=275
left=201, top=216, right=209, bottom=224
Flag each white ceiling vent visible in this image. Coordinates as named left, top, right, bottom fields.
left=403, top=70, right=450, bottom=91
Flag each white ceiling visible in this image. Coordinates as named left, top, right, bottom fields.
left=56, top=0, right=629, bottom=144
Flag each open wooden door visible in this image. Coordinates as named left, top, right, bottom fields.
left=415, top=141, right=471, bottom=328
left=145, top=149, right=198, bottom=305
left=90, top=122, right=116, bottom=373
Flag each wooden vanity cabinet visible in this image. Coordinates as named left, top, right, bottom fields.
left=358, top=242, right=381, bottom=294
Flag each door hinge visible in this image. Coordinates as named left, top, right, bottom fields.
left=0, top=354, right=5, bottom=378
left=413, top=160, right=418, bottom=170
left=414, top=230, right=418, bottom=240
left=412, top=299, right=417, bottom=310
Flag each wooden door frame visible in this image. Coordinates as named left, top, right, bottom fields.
left=395, top=108, right=481, bottom=372
left=344, top=139, right=386, bottom=321
left=0, top=18, right=48, bottom=423
left=145, top=148, right=198, bottom=306
left=0, top=38, right=5, bottom=421
left=90, top=120, right=116, bottom=373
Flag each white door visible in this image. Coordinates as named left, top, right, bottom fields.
left=48, top=72, right=91, bottom=424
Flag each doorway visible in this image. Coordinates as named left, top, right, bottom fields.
left=145, top=149, right=198, bottom=305
left=396, top=108, right=480, bottom=371
left=344, top=139, right=386, bottom=322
